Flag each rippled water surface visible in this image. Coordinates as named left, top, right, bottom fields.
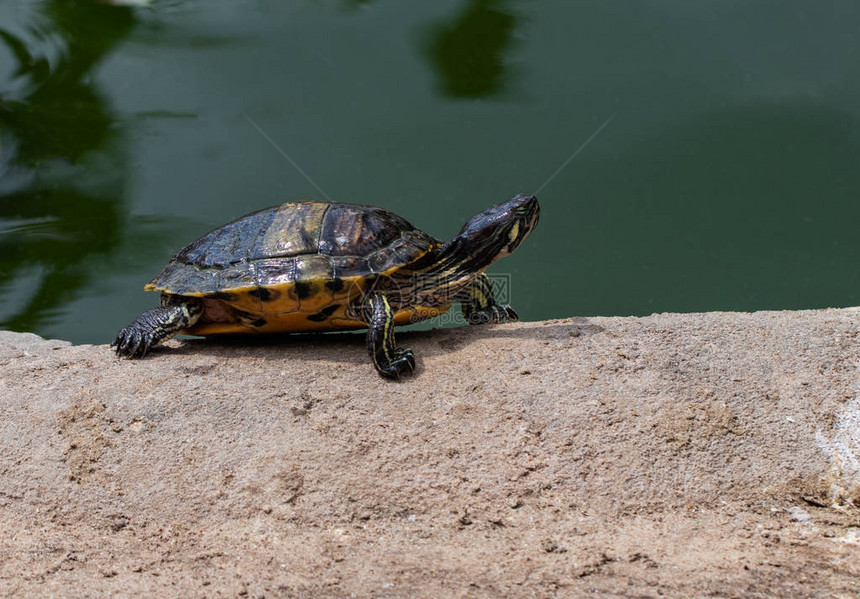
left=1, top=1, right=859, bottom=344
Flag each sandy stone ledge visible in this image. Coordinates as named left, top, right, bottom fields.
left=1, top=308, right=859, bottom=598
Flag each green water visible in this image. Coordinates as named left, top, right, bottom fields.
left=1, top=1, right=858, bottom=345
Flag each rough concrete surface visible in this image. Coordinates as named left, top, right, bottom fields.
left=1, top=308, right=859, bottom=598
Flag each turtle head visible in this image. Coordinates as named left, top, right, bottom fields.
left=454, top=194, right=540, bottom=265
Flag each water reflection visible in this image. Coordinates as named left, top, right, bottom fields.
left=0, top=2, right=135, bottom=332
left=341, top=0, right=376, bottom=11
left=569, top=105, right=860, bottom=313
left=424, top=0, right=518, bottom=99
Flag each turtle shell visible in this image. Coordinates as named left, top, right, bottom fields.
left=145, top=202, right=447, bottom=334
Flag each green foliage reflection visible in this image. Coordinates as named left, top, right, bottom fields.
left=0, top=1, right=136, bottom=332
left=424, top=0, right=517, bottom=99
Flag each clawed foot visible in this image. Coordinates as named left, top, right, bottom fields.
left=376, top=348, right=416, bottom=379
left=467, top=304, right=519, bottom=325
left=111, top=302, right=201, bottom=359
left=111, top=325, right=159, bottom=359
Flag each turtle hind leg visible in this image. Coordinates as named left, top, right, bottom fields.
left=362, top=291, right=415, bottom=379
left=457, top=273, right=518, bottom=325
left=112, top=295, right=203, bottom=358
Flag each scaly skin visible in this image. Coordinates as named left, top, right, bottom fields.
left=363, top=291, right=415, bottom=379
left=112, top=296, right=203, bottom=358
left=457, top=273, right=519, bottom=325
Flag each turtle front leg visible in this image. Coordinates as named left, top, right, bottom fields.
left=362, top=291, right=415, bottom=379
left=457, top=273, right=518, bottom=325
left=112, top=295, right=203, bottom=358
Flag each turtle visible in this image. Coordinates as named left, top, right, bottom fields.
left=112, top=193, right=540, bottom=378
